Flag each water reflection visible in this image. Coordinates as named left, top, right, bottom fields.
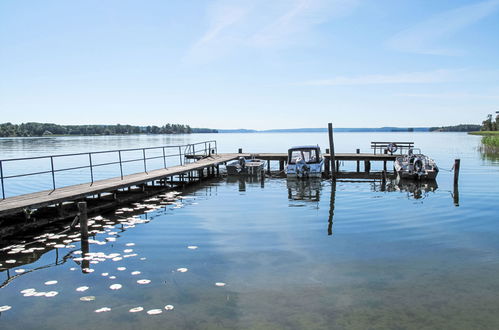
left=286, top=179, right=322, bottom=203
left=0, top=190, right=189, bottom=287
left=373, top=179, right=438, bottom=200
left=226, top=176, right=265, bottom=191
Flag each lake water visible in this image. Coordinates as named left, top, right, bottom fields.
left=1, top=132, right=499, bottom=329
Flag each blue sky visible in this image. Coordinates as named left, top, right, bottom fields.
left=1, top=0, right=498, bottom=129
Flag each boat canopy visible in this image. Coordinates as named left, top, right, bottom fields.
left=288, top=146, right=322, bottom=164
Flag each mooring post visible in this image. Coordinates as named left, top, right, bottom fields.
left=238, top=148, right=243, bottom=154
left=453, top=184, right=459, bottom=206
left=328, top=123, right=336, bottom=178
left=356, top=149, right=360, bottom=172
left=77, top=201, right=88, bottom=239
left=454, top=159, right=460, bottom=185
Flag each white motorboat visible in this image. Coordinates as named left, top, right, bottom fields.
left=286, top=146, right=324, bottom=178
left=394, top=149, right=439, bottom=180
left=226, top=157, right=265, bottom=176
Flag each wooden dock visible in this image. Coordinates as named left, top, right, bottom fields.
left=0, top=154, right=240, bottom=217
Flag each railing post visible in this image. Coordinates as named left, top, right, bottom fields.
left=88, top=153, right=94, bottom=184
left=162, top=147, right=167, bottom=168
left=208, top=143, right=211, bottom=156
left=179, top=146, right=183, bottom=166
left=118, top=151, right=124, bottom=179
left=142, top=149, right=147, bottom=173
left=50, top=156, right=56, bottom=190
left=0, top=160, right=5, bottom=199
left=204, top=142, right=207, bottom=155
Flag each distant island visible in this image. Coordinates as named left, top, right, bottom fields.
left=0, top=122, right=218, bottom=137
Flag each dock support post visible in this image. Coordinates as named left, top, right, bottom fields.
left=356, top=149, right=360, bottom=172
left=267, top=160, right=271, bottom=175
left=216, top=165, right=220, bottom=177
left=328, top=123, right=336, bottom=179
left=77, top=202, right=88, bottom=239
left=383, top=160, right=387, bottom=172
left=454, top=159, right=460, bottom=185
left=324, top=148, right=330, bottom=177
left=364, top=160, right=371, bottom=173
left=279, top=160, right=284, bottom=172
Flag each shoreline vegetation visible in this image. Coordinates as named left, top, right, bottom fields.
left=0, top=122, right=217, bottom=137
left=470, top=132, right=499, bottom=152
left=470, top=113, right=499, bottom=152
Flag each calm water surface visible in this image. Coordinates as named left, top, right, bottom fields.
left=1, top=132, right=498, bottom=329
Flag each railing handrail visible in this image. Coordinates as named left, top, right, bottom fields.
left=0, top=140, right=217, bottom=162
left=0, top=140, right=217, bottom=199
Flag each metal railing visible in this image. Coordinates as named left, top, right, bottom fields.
left=0, top=140, right=217, bottom=199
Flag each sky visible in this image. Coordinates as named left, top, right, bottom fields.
left=1, top=0, right=498, bottom=129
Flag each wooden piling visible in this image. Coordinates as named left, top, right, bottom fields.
left=454, top=159, right=460, bottom=185
left=238, top=148, right=243, bottom=154
left=328, top=123, right=336, bottom=178
left=77, top=201, right=88, bottom=239
left=267, top=160, right=271, bottom=175
left=453, top=184, right=459, bottom=207
left=356, top=149, right=360, bottom=172
left=279, top=160, right=284, bottom=172
left=364, top=160, right=371, bottom=173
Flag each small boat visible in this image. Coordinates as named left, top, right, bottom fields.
left=394, top=149, right=439, bottom=180
left=226, top=157, right=265, bottom=176
left=286, top=145, right=324, bottom=178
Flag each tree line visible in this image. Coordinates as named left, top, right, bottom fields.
left=0, top=122, right=218, bottom=137
left=481, top=113, right=499, bottom=131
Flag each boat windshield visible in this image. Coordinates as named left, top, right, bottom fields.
left=288, top=148, right=320, bottom=164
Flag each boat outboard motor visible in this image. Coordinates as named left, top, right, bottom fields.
left=238, top=157, right=246, bottom=168
left=295, top=157, right=310, bottom=178
left=414, top=157, right=424, bottom=174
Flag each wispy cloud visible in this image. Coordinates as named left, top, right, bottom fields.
left=185, top=0, right=360, bottom=63
left=388, top=0, right=499, bottom=55
left=300, top=69, right=463, bottom=86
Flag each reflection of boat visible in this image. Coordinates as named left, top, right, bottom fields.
left=392, top=179, right=438, bottom=199
left=226, top=157, right=265, bottom=176
left=286, top=146, right=324, bottom=178
left=287, top=178, right=322, bottom=202
left=378, top=179, right=438, bottom=200
left=394, top=149, right=438, bottom=180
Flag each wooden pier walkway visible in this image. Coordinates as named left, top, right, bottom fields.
left=0, top=154, right=239, bottom=217
left=0, top=151, right=397, bottom=218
